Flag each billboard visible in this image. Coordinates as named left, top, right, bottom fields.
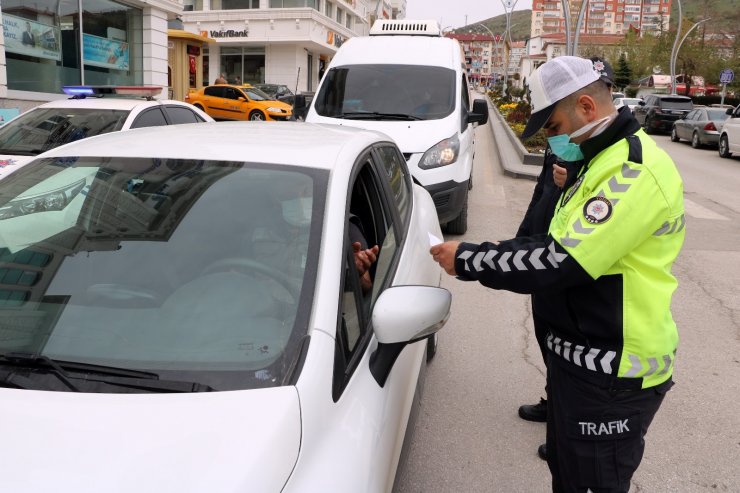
left=2, top=14, right=61, bottom=61
left=83, top=33, right=130, bottom=71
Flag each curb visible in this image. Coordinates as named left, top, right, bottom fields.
left=485, top=99, right=543, bottom=181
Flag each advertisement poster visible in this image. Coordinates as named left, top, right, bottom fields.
left=83, top=33, right=129, bottom=71
left=2, top=14, right=61, bottom=61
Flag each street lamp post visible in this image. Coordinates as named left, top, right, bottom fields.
left=669, top=0, right=683, bottom=95
left=501, top=0, right=519, bottom=95
left=670, top=17, right=710, bottom=95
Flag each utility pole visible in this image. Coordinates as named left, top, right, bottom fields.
left=500, top=0, right=519, bottom=95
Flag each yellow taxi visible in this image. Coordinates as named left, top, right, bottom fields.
left=185, top=84, right=293, bottom=121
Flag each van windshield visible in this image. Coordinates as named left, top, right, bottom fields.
left=313, top=64, right=456, bottom=121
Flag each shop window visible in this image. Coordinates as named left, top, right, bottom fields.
left=270, top=0, right=319, bottom=7
left=3, top=0, right=143, bottom=93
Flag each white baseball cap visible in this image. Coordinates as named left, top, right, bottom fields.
left=521, top=56, right=602, bottom=138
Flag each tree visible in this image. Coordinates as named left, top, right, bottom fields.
left=614, top=53, right=633, bottom=90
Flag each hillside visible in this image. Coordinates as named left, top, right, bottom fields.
left=455, top=0, right=740, bottom=42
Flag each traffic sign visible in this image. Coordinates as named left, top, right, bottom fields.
left=720, top=69, right=734, bottom=84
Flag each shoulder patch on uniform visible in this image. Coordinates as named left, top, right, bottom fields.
left=583, top=197, right=613, bottom=224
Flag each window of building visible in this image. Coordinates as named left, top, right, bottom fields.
left=215, top=0, right=260, bottom=8
left=345, top=14, right=352, bottom=29
left=3, top=0, right=143, bottom=93
left=220, top=46, right=266, bottom=85
left=269, top=0, right=319, bottom=7
left=325, top=1, right=333, bottom=17
left=336, top=7, right=344, bottom=24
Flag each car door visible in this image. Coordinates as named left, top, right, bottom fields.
left=677, top=109, right=696, bottom=140
left=201, top=86, right=226, bottom=119
left=129, top=107, right=168, bottom=129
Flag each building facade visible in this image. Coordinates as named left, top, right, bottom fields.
left=530, top=0, right=671, bottom=38
left=1, top=0, right=182, bottom=110
left=446, top=33, right=505, bottom=87
left=180, top=0, right=383, bottom=93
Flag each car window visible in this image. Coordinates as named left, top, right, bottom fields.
left=130, top=107, right=168, bottom=128
left=375, top=145, right=411, bottom=225
left=684, top=110, right=697, bottom=120
left=165, top=106, right=205, bottom=124
left=0, top=107, right=128, bottom=156
left=204, top=86, right=224, bottom=97
left=0, top=158, right=328, bottom=392
left=333, top=155, right=399, bottom=398
left=314, top=64, right=456, bottom=121
left=707, top=109, right=730, bottom=121
left=222, top=87, right=243, bottom=101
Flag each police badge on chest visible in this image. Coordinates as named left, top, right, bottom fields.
left=583, top=196, right=613, bottom=224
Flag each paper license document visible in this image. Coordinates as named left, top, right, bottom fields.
left=428, top=232, right=443, bottom=247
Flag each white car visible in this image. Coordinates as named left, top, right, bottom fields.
left=613, top=97, right=642, bottom=114
left=0, top=122, right=450, bottom=492
left=719, top=104, right=740, bottom=158
left=0, top=86, right=214, bottom=180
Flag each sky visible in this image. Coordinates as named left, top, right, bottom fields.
left=406, top=0, right=534, bottom=30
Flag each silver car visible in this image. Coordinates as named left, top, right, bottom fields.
left=671, top=107, right=731, bottom=148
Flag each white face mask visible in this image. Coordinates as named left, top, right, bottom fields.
left=281, top=197, right=313, bottom=227
left=569, top=112, right=616, bottom=141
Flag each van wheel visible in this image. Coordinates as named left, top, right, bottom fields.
left=719, top=135, right=732, bottom=158
left=444, top=193, right=468, bottom=235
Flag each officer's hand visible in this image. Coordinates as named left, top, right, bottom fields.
left=553, top=163, right=568, bottom=188
left=430, top=241, right=460, bottom=276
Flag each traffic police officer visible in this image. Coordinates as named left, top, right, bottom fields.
left=430, top=56, right=685, bottom=492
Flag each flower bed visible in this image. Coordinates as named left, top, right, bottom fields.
left=488, top=92, right=548, bottom=154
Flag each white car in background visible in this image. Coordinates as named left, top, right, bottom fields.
left=0, top=122, right=449, bottom=492
left=613, top=97, right=642, bottom=114
left=0, top=86, right=213, bottom=180
left=719, top=104, right=740, bottom=158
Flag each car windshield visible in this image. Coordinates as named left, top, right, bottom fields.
left=0, top=157, right=326, bottom=392
left=659, top=98, right=693, bottom=110
left=0, top=108, right=129, bottom=156
left=243, top=87, right=272, bottom=101
left=314, top=64, right=456, bottom=121
left=707, top=109, right=731, bottom=121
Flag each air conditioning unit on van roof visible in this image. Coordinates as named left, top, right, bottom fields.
left=369, top=20, right=441, bottom=37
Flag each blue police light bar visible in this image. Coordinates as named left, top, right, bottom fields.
left=62, top=86, right=163, bottom=98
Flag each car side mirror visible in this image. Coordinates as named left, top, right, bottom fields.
left=727, top=107, right=734, bottom=115
left=638, top=100, right=646, bottom=106
left=238, top=97, right=247, bottom=102
left=467, top=99, right=489, bottom=125
left=369, top=285, right=451, bottom=387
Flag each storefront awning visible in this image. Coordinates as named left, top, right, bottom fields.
left=168, top=29, right=214, bottom=44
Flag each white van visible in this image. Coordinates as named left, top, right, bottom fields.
left=305, top=20, right=489, bottom=234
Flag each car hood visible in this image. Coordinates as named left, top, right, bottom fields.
left=256, top=100, right=293, bottom=111
left=0, top=154, right=35, bottom=180
left=0, top=386, right=302, bottom=492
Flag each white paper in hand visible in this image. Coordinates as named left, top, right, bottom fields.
left=428, top=232, right=443, bottom=247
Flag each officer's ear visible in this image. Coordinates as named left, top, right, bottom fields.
left=575, top=94, right=598, bottom=121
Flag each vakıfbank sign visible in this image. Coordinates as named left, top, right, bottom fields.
left=2, top=14, right=61, bottom=61
left=202, top=29, right=249, bottom=38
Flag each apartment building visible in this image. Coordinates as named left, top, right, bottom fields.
left=445, top=33, right=501, bottom=86
left=530, top=0, right=671, bottom=38
left=181, top=0, right=382, bottom=93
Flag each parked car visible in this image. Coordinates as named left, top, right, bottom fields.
left=0, top=121, right=449, bottom=492
left=718, top=104, right=740, bottom=158
left=611, top=91, right=626, bottom=100
left=633, top=94, right=693, bottom=134
left=0, top=85, right=213, bottom=180
left=613, top=97, right=642, bottom=114
left=671, top=106, right=730, bottom=148
left=185, top=84, right=293, bottom=121
left=254, top=83, right=295, bottom=104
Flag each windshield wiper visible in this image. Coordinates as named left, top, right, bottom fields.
left=339, top=111, right=422, bottom=121
left=1, top=352, right=80, bottom=391
left=0, top=353, right=214, bottom=393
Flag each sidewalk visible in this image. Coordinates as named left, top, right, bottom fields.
left=485, top=98, right=542, bottom=181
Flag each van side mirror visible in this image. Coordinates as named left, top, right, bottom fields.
left=727, top=107, right=734, bottom=116
left=467, top=99, right=489, bottom=125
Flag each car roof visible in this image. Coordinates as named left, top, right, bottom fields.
left=38, top=122, right=392, bottom=170
left=34, top=98, right=191, bottom=111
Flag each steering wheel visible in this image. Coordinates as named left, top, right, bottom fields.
left=200, top=258, right=301, bottom=301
